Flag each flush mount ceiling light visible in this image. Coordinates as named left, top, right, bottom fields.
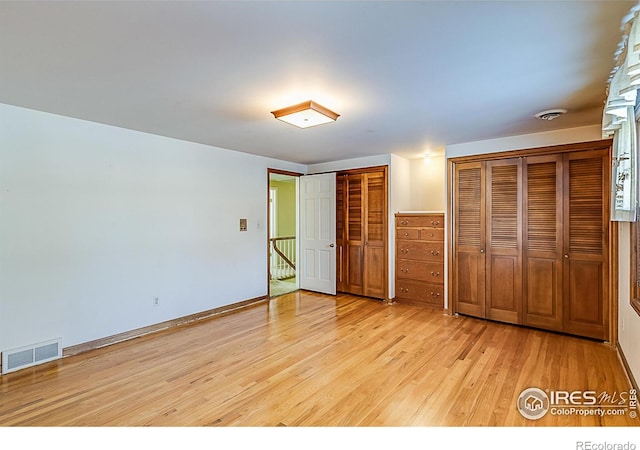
left=271, top=100, right=339, bottom=129
left=534, top=108, right=568, bottom=121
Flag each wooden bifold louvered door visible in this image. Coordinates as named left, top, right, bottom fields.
left=336, top=167, right=387, bottom=300
left=454, top=162, right=485, bottom=318
left=522, top=154, right=563, bottom=332
left=485, top=158, right=522, bottom=325
left=563, top=150, right=609, bottom=339
left=452, top=143, right=610, bottom=340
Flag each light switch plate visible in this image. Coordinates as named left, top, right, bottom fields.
left=240, top=218, right=247, bottom=231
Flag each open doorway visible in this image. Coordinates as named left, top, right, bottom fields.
left=268, top=170, right=299, bottom=297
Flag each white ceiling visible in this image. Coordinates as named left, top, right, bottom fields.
left=0, top=1, right=634, bottom=164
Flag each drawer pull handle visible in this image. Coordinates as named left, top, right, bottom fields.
left=430, top=292, right=440, bottom=297
left=431, top=271, right=440, bottom=277
left=401, top=248, right=409, bottom=254
left=430, top=220, right=440, bottom=227
left=401, top=268, right=409, bottom=273
left=400, top=220, right=408, bottom=225
left=404, top=232, right=409, bottom=237
left=430, top=250, right=440, bottom=256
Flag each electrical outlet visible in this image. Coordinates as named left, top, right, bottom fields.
left=153, top=297, right=159, bottom=307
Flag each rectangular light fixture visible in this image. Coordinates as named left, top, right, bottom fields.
left=271, top=100, right=339, bottom=128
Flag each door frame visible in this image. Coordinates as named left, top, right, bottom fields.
left=267, top=168, right=302, bottom=299
left=267, top=165, right=390, bottom=301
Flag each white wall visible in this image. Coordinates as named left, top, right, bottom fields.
left=617, top=224, right=640, bottom=385
left=390, top=154, right=412, bottom=214
left=0, top=103, right=305, bottom=352
left=408, top=155, right=446, bottom=212
left=307, top=154, right=391, bottom=174
left=445, top=124, right=603, bottom=158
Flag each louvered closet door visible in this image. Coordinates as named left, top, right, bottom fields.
left=345, top=173, right=364, bottom=295
left=336, top=175, right=346, bottom=293
left=523, top=155, right=564, bottom=331
left=563, top=149, right=609, bottom=340
left=454, top=162, right=486, bottom=317
left=363, top=171, right=386, bottom=298
left=485, top=158, right=522, bottom=324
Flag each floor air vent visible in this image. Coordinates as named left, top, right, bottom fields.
left=2, top=338, right=62, bottom=374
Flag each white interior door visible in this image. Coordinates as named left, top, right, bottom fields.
left=299, top=173, right=336, bottom=295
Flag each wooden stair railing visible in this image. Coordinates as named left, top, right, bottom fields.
left=269, top=236, right=296, bottom=280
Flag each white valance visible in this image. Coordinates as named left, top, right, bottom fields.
left=604, top=3, right=640, bottom=221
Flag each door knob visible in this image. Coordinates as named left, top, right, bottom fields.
left=329, top=243, right=335, bottom=248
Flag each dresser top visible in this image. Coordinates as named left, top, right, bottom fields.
left=395, top=211, right=444, bottom=216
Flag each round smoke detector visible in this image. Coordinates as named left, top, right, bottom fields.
left=535, top=109, right=568, bottom=121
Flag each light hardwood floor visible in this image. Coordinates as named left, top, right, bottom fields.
left=0, top=291, right=637, bottom=426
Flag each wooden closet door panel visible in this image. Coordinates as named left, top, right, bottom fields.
left=485, top=159, right=522, bottom=324
left=346, top=174, right=363, bottom=243
left=363, top=245, right=385, bottom=297
left=363, top=171, right=386, bottom=298
left=563, top=149, right=609, bottom=340
left=364, top=172, right=385, bottom=246
left=347, top=244, right=363, bottom=294
left=344, top=174, right=364, bottom=294
left=523, top=155, right=563, bottom=331
left=336, top=175, right=346, bottom=292
left=454, top=162, right=486, bottom=317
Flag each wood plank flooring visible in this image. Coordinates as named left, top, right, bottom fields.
left=0, top=291, right=637, bottom=426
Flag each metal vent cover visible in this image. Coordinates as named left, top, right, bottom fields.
left=2, top=338, right=62, bottom=374
left=534, top=109, right=568, bottom=121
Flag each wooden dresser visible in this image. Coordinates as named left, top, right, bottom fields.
left=395, top=212, right=445, bottom=308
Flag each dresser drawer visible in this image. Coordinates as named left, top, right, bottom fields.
left=396, top=280, right=444, bottom=307
left=396, top=214, right=443, bottom=229
left=397, top=228, right=420, bottom=240
left=419, top=228, right=444, bottom=241
left=397, top=259, right=444, bottom=283
left=397, top=241, right=443, bottom=261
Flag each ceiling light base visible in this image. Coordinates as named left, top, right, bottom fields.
left=271, top=100, right=339, bottom=128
